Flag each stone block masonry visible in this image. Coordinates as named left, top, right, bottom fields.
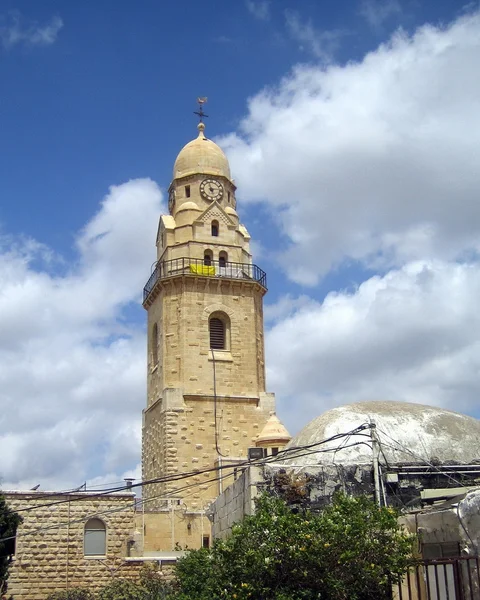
left=5, top=491, right=158, bottom=600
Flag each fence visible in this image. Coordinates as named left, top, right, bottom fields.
left=394, top=557, right=480, bottom=600
left=143, top=257, right=267, bottom=303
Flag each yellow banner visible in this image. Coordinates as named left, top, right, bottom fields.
left=190, top=264, right=216, bottom=276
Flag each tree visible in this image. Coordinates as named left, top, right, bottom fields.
left=97, top=565, right=172, bottom=600
left=0, top=494, right=22, bottom=595
left=174, top=492, right=415, bottom=600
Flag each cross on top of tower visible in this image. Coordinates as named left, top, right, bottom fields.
left=194, top=97, right=209, bottom=124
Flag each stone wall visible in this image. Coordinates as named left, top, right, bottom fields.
left=137, top=509, right=212, bottom=553
left=210, top=466, right=263, bottom=540
left=147, top=277, right=267, bottom=399
left=142, top=394, right=274, bottom=512
left=5, top=491, right=153, bottom=600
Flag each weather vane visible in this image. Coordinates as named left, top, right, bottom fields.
left=194, top=97, right=209, bottom=123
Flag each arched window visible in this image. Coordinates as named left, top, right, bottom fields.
left=209, top=318, right=225, bottom=349
left=211, top=220, right=219, bottom=237
left=152, top=323, right=158, bottom=366
left=209, top=313, right=230, bottom=350
left=84, top=518, right=106, bottom=556
left=219, top=251, right=228, bottom=267
left=204, top=250, right=213, bottom=266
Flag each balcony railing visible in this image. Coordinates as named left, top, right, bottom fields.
left=143, top=257, right=267, bottom=303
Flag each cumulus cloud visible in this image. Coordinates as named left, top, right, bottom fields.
left=222, top=10, right=480, bottom=285
left=0, top=12, right=63, bottom=49
left=267, top=260, right=480, bottom=434
left=0, top=179, right=163, bottom=491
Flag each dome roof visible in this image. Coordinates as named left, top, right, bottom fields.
left=225, top=206, right=238, bottom=217
left=287, top=400, right=480, bottom=467
left=173, top=123, right=231, bottom=180
left=176, top=201, right=201, bottom=212
left=256, top=413, right=291, bottom=447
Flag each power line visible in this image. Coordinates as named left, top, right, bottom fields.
left=11, top=425, right=372, bottom=515
left=375, top=427, right=469, bottom=489
left=0, top=426, right=373, bottom=543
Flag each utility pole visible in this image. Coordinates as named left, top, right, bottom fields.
left=370, top=421, right=382, bottom=507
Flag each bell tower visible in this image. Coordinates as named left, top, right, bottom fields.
left=141, top=108, right=280, bottom=550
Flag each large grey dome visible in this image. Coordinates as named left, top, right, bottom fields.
left=286, top=400, right=480, bottom=467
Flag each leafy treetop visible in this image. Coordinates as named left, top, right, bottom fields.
left=173, top=492, right=415, bottom=600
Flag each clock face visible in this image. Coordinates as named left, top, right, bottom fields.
left=168, top=189, right=175, bottom=212
left=200, top=178, right=224, bottom=202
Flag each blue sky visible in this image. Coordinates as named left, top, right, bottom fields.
left=1, top=0, right=480, bottom=490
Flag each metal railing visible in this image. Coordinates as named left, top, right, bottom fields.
left=143, top=257, right=267, bottom=303
left=394, top=557, right=480, bottom=600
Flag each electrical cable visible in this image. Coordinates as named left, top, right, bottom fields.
left=12, top=427, right=368, bottom=513
left=12, top=424, right=373, bottom=515
left=0, top=426, right=375, bottom=542
left=374, top=428, right=468, bottom=489
left=211, top=348, right=228, bottom=457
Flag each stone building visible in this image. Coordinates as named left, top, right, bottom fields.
left=140, top=119, right=285, bottom=551
left=210, top=400, right=480, bottom=550
left=3, top=116, right=290, bottom=597
left=4, top=490, right=152, bottom=599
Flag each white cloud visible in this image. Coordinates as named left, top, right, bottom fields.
left=0, top=179, right=163, bottom=491
left=0, top=12, right=63, bottom=50
left=221, top=10, right=480, bottom=285
left=246, top=0, right=271, bottom=21
left=284, top=10, right=346, bottom=62
left=268, top=260, right=480, bottom=435
left=360, top=0, right=402, bottom=30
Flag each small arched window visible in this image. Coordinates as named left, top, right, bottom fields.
left=204, top=250, right=213, bottom=266
left=84, top=518, right=106, bottom=556
left=209, top=312, right=230, bottom=350
left=211, top=221, right=219, bottom=237
left=152, top=323, right=158, bottom=366
left=219, top=251, right=228, bottom=267
left=209, top=318, right=225, bottom=349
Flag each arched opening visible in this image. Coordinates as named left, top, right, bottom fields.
left=204, top=250, right=213, bottom=266
left=151, top=323, right=158, bottom=366
left=209, top=312, right=230, bottom=350
left=219, top=251, right=228, bottom=267
left=84, top=518, right=106, bottom=556
left=211, top=220, right=219, bottom=237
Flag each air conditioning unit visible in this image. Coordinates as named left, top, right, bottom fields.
left=248, top=447, right=264, bottom=461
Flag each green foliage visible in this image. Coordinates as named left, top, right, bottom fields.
left=0, top=493, right=22, bottom=589
left=45, top=566, right=172, bottom=600
left=138, top=564, right=173, bottom=600
left=98, top=579, right=147, bottom=600
left=47, top=589, right=96, bottom=600
left=173, top=492, right=415, bottom=600
left=172, top=548, right=217, bottom=600
left=98, top=565, right=172, bottom=600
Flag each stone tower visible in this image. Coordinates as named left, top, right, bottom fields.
left=141, top=120, right=278, bottom=550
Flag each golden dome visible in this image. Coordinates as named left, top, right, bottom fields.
left=173, top=123, right=231, bottom=180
